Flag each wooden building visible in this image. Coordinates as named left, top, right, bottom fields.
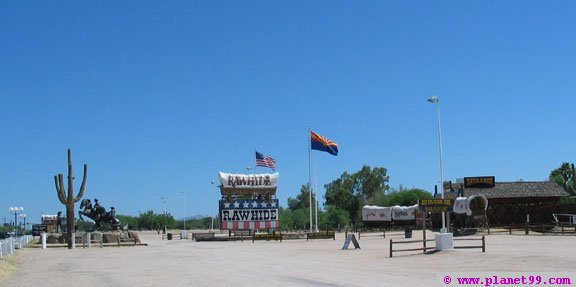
left=460, top=181, right=569, bottom=225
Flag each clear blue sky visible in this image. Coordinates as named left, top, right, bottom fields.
left=2, top=1, right=575, bottom=225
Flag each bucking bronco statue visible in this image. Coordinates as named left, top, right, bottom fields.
left=79, top=198, right=121, bottom=230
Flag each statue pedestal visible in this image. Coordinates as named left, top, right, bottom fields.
left=435, top=232, right=453, bottom=251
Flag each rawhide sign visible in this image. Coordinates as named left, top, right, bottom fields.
left=218, top=172, right=279, bottom=197
left=218, top=172, right=280, bottom=230
left=220, top=199, right=280, bottom=230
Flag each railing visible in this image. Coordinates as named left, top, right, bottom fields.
left=0, top=235, right=34, bottom=259
left=389, top=235, right=486, bottom=258
left=306, top=231, right=335, bottom=241
left=389, top=239, right=435, bottom=258
left=358, top=230, right=386, bottom=239
left=487, top=224, right=575, bottom=235
left=454, top=236, right=486, bottom=252
left=162, top=233, right=182, bottom=240
left=252, top=231, right=282, bottom=243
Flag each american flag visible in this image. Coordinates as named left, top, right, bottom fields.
left=255, top=151, right=276, bottom=170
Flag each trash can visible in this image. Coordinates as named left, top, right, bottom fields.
left=167, top=233, right=173, bottom=240
left=404, top=229, right=412, bottom=239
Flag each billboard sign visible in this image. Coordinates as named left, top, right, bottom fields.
left=464, top=176, right=495, bottom=189
left=419, top=199, right=454, bottom=213
left=220, top=199, right=280, bottom=230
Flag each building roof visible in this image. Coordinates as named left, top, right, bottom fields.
left=462, top=181, right=568, bottom=199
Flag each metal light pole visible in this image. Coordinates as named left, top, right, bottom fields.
left=161, top=197, right=166, bottom=215
left=9, top=207, right=23, bottom=237
left=210, top=181, right=215, bottom=232
left=20, top=213, right=27, bottom=234
left=181, top=190, right=186, bottom=230
left=181, top=190, right=187, bottom=238
left=427, top=96, right=447, bottom=233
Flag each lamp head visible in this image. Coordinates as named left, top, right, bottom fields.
left=427, top=96, right=439, bottom=103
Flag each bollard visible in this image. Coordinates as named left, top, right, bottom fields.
left=87, top=233, right=92, bottom=248
left=72, top=232, right=76, bottom=250
left=41, top=232, right=47, bottom=249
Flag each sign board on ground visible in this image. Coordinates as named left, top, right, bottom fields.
left=419, top=199, right=454, bottom=213
left=342, top=233, right=360, bottom=250
left=32, top=224, right=47, bottom=236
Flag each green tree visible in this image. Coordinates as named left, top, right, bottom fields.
left=324, top=165, right=390, bottom=223
left=137, top=210, right=156, bottom=230
left=287, top=184, right=315, bottom=211
left=279, top=207, right=294, bottom=230
left=292, top=208, right=312, bottom=230
left=137, top=210, right=176, bottom=233
left=550, top=162, right=575, bottom=196
left=384, top=188, right=432, bottom=206
left=319, top=205, right=349, bottom=230
left=354, top=166, right=390, bottom=202
left=156, top=213, right=176, bottom=232
left=116, top=214, right=139, bottom=229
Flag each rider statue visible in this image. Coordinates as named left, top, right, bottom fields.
left=79, top=198, right=121, bottom=230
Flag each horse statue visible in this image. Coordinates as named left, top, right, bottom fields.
left=79, top=198, right=121, bottom=230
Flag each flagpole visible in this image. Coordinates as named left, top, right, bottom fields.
left=308, top=129, right=313, bottom=232
left=314, top=151, right=319, bottom=232
left=254, top=149, right=257, bottom=172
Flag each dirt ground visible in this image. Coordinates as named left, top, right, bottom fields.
left=1, top=230, right=575, bottom=287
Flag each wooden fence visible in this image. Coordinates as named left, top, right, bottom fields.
left=488, top=224, right=576, bottom=235
left=389, top=235, right=486, bottom=258
left=252, top=231, right=283, bottom=243
left=358, top=230, right=386, bottom=239
left=389, top=239, right=435, bottom=258
left=453, top=236, right=485, bottom=253
left=306, top=231, right=336, bottom=241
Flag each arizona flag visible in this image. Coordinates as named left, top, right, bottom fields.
left=310, top=131, right=338, bottom=156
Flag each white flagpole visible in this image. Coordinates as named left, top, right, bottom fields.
left=314, top=151, right=319, bottom=232
left=308, top=129, right=313, bottom=232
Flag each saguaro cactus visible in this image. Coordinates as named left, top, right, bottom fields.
left=54, top=149, right=88, bottom=249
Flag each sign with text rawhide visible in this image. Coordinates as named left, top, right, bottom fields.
left=419, top=199, right=454, bottom=213
left=464, top=176, right=495, bottom=189
left=219, top=172, right=279, bottom=189
left=220, top=199, right=280, bottom=230
left=218, top=172, right=279, bottom=197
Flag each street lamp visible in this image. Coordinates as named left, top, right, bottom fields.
left=19, top=213, right=27, bottom=233
left=427, top=96, right=447, bottom=233
left=9, top=207, right=24, bottom=237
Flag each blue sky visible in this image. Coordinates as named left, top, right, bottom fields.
left=2, top=1, right=575, bottom=225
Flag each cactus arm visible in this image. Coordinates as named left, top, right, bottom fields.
left=55, top=174, right=67, bottom=204
left=75, top=164, right=88, bottom=203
